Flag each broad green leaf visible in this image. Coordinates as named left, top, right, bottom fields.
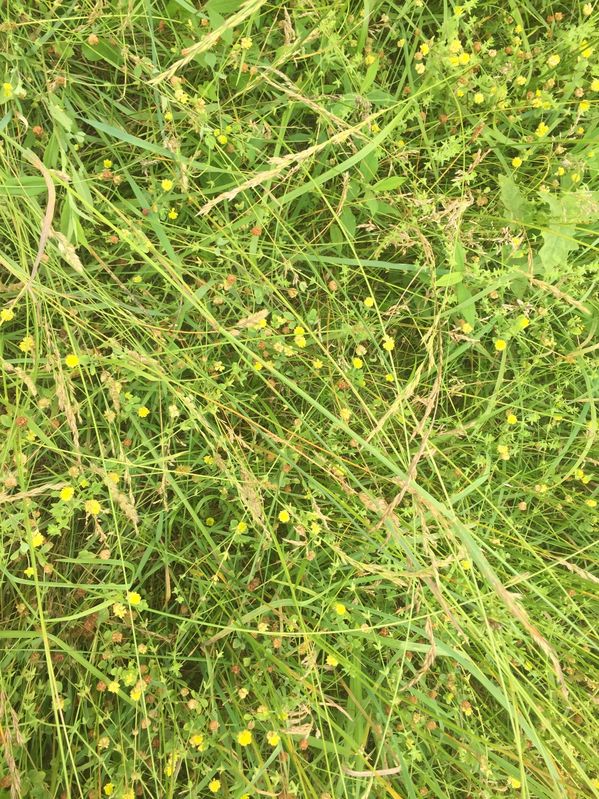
left=453, top=239, right=466, bottom=272
left=437, top=271, right=464, bottom=287
left=0, top=175, right=46, bottom=197
left=372, top=176, right=406, bottom=192
left=48, top=99, right=73, bottom=133
left=499, top=174, right=532, bottom=223
left=455, top=283, right=477, bottom=325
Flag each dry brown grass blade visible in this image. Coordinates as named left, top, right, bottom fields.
left=0, top=481, right=66, bottom=505
left=529, top=275, right=591, bottom=314
left=230, top=308, right=269, bottom=336
left=198, top=124, right=356, bottom=217
left=21, top=150, right=57, bottom=293
left=2, top=361, right=37, bottom=395
left=150, top=0, right=266, bottom=84
left=0, top=691, right=24, bottom=799
left=342, top=765, right=403, bottom=777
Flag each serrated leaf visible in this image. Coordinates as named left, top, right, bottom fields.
left=537, top=190, right=599, bottom=277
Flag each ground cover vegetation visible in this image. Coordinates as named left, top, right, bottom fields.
left=0, top=1, right=598, bottom=798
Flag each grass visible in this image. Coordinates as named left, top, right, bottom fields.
left=0, top=1, right=598, bottom=798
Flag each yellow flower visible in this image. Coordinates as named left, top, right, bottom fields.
left=547, top=54, right=560, bottom=68
left=460, top=559, right=472, bottom=570
left=85, top=499, right=101, bottom=516
left=508, top=776, right=522, bottom=790
left=266, top=731, right=280, bottom=746
left=138, top=406, right=150, bottom=418
left=579, top=100, right=590, bottom=113
left=583, top=3, right=593, bottom=15
left=127, top=591, right=142, bottom=606
left=240, top=36, right=253, bottom=50
left=458, top=51, right=470, bottom=65
left=506, top=413, right=518, bottom=425
left=237, top=729, right=253, bottom=746
left=516, top=315, right=530, bottom=330
left=278, top=509, right=290, bottom=523
left=326, top=654, right=338, bottom=667
left=420, top=43, right=430, bottom=56
left=253, top=360, right=263, bottom=371
left=364, top=54, right=376, bottom=66
left=217, top=134, right=228, bottom=145
left=352, top=357, right=363, bottom=369
left=461, top=322, right=473, bottom=334
left=384, top=373, right=394, bottom=382
left=1, top=307, right=15, bottom=322
left=535, top=121, right=549, bottom=137
left=122, top=790, right=134, bottom=799
left=339, top=408, right=351, bottom=422
left=512, top=156, right=523, bottom=168
left=582, top=46, right=593, bottom=59
left=24, top=566, right=35, bottom=577
left=31, top=532, right=45, bottom=548
left=107, top=681, right=120, bottom=693
left=591, top=79, right=599, bottom=92
left=190, top=733, right=205, bottom=749
left=333, top=602, right=346, bottom=616
left=473, top=92, right=484, bottom=104
left=167, top=208, right=178, bottom=220
left=161, top=178, right=173, bottom=191
left=449, top=39, right=462, bottom=54
left=103, top=784, right=114, bottom=797
left=236, top=520, right=248, bottom=534
left=313, top=358, right=323, bottom=370
left=103, top=159, right=113, bottom=168
left=65, top=353, right=80, bottom=368
left=586, top=498, right=597, bottom=508
left=59, top=485, right=74, bottom=501
left=130, top=686, right=142, bottom=701
left=206, top=517, right=215, bottom=526
left=2, top=82, right=14, bottom=99
left=494, top=338, right=507, bottom=352
left=363, top=296, right=375, bottom=307
left=19, top=335, right=34, bottom=353
left=208, top=779, right=221, bottom=793
left=382, top=336, right=395, bottom=352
